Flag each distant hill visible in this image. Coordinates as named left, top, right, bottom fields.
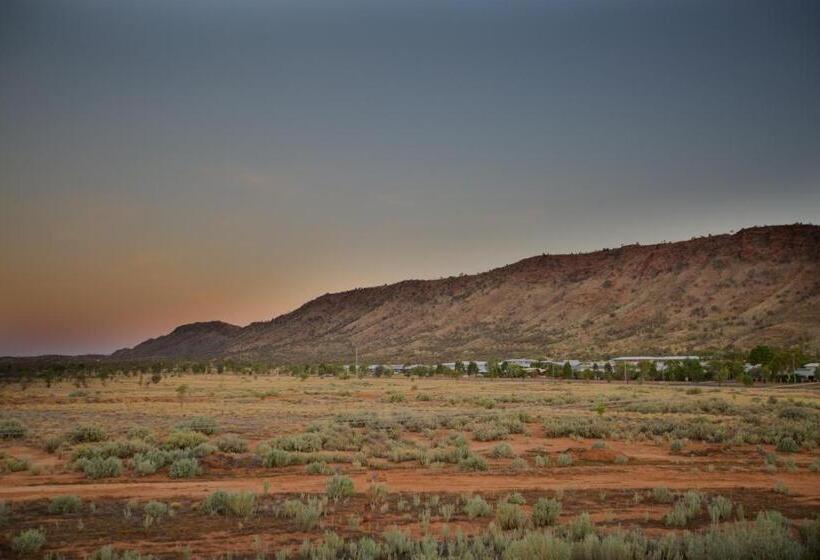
left=112, top=321, right=241, bottom=360
left=113, top=224, right=820, bottom=363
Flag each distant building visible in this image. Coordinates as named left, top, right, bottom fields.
left=794, top=367, right=816, bottom=382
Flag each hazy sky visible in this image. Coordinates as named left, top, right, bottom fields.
left=1, top=0, right=818, bottom=356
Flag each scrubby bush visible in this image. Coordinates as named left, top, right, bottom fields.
left=5, top=456, right=29, bottom=472
left=503, top=532, right=571, bottom=560
left=165, top=430, right=208, bottom=449
left=459, top=454, right=488, bottom=471
left=326, top=474, right=354, bottom=500
left=68, top=423, right=107, bottom=443
left=143, top=501, right=169, bottom=521
left=263, top=448, right=292, bottom=467
left=511, top=456, right=528, bottom=471
left=77, top=456, right=122, bottom=479
left=463, top=495, right=492, bottom=519
left=169, top=457, right=200, bottom=478
left=557, top=453, right=573, bottom=466
left=490, top=443, right=515, bottom=458
left=504, top=492, right=526, bottom=505
left=531, top=497, right=561, bottom=527
left=665, top=501, right=691, bottom=527
left=651, top=487, right=674, bottom=503
left=280, top=498, right=325, bottom=530
left=670, top=439, right=685, bottom=453
left=776, top=436, right=800, bottom=453
left=0, top=418, right=27, bottom=439
left=11, top=528, right=46, bottom=554
left=175, top=416, right=218, bottom=435
left=305, top=461, right=331, bottom=475
left=48, top=495, right=82, bottom=514
left=708, top=495, right=733, bottom=523
left=215, top=435, right=248, bottom=454
left=614, top=454, right=629, bottom=464
left=566, top=512, right=595, bottom=540
left=496, top=502, right=527, bottom=530
left=44, top=435, right=65, bottom=453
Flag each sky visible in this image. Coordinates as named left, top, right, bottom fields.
left=1, top=0, right=819, bottom=356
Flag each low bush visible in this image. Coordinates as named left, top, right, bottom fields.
left=68, top=423, right=107, bottom=443
left=326, top=474, right=355, bottom=500
left=77, top=456, right=123, bottom=479
left=280, top=497, right=324, bottom=530
left=651, top=487, right=674, bottom=503
left=490, top=443, right=515, bottom=458
left=215, top=435, right=248, bottom=454
left=169, top=457, right=200, bottom=478
left=463, top=495, right=492, bottom=519
left=496, top=502, right=527, bottom=530
left=164, top=430, right=208, bottom=449
left=11, top=528, right=46, bottom=554
left=175, top=416, right=218, bottom=435
left=459, top=454, right=488, bottom=471
left=0, top=418, right=27, bottom=439
left=556, top=453, right=573, bottom=466
left=531, top=497, right=561, bottom=527
left=5, top=456, right=29, bottom=472
left=776, top=436, right=800, bottom=453
left=565, top=512, right=595, bottom=540
left=48, top=495, right=82, bottom=514
left=305, top=461, right=331, bottom=475
left=144, top=501, right=169, bottom=520
left=263, top=448, right=292, bottom=468
left=708, top=495, right=733, bottom=523
left=504, top=492, right=526, bottom=505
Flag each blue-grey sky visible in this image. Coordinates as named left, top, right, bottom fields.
left=1, top=0, right=818, bottom=356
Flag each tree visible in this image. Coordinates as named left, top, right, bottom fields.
left=749, top=345, right=774, bottom=366
left=467, top=361, right=479, bottom=375
left=176, top=384, right=189, bottom=408
left=562, top=362, right=573, bottom=379
left=454, top=361, right=465, bottom=374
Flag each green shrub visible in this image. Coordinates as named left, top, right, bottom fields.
left=496, top=502, right=527, bottom=530
left=511, top=457, right=528, bottom=471
left=5, top=456, right=30, bottom=472
left=127, top=426, right=154, bottom=440
left=216, top=435, right=248, bottom=453
left=202, top=490, right=230, bottom=515
left=665, top=501, right=690, bottom=527
left=68, top=423, right=107, bottom=443
left=459, top=454, right=488, bottom=471
left=165, top=430, right=208, bottom=449
left=0, top=419, right=27, bottom=439
left=490, top=443, right=515, bottom=458
left=504, top=492, right=526, bottom=505
left=463, top=495, right=492, bottom=519
left=305, top=461, right=331, bottom=475
left=651, top=487, right=674, bottom=504
left=531, top=497, right=561, bottom=527
left=78, top=456, right=123, bottom=479
left=44, top=435, right=65, bottom=453
left=326, top=474, right=354, bottom=500
left=169, top=457, right=200, bottom=478
left=11, top=528, right=46, bottom=555
left=144, top=501, right=169, bottom=520
left=263, top=448, right=292, bottom=467
left=280, top=498, right=324, bottom=530
left=566, top=512, right=594, bottom=540
left=132, top=457, right=159, bottom=476
left=614, top=454, right=629, bottom=464
left=774, top=481, right=790, bottom=495
left=225, top=491, right=256, bottom=518
left=670, top=439, right=685, bottom=453
left=556, top=453, right=573, bottom=466
left=48, top=495, right=82, bottom=514
left=175, top=416, right=218, bottom=435
left=708, top=495, right=733, bottom=523
left=776, top=436, right=800, bottom=453
left=503, top=532, right=571, bottom=560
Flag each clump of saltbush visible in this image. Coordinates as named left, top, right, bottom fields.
left=175, top=416, right=218, bottom=435
left=459, top=454, right=488, bottom=471
left=11, top=528, right=46, bottom=554
left=776, top=436, right=800, bottom=453
left=495, top=502, right=527, bottom=530
left=68, top=423, right=107, bottom=443
left=326, top=474, right=354, bottom=500
left=168, top=457, right=200, bottom=478
left=0, top=418, right=27, bottom=439
left=490, top=443, right=515, bottom=458
left=463, top=495, right=492, bottom=519
left=164, top=430, right=208, bottom=449
left=215, top=435, right=248, bottom=454
left=531, top=497, right=561, bottom=527
left=48, top=495, right=82, bottom=514
left=76, top=456, right=122, bottom=479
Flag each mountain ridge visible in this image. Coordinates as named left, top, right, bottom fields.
left=113, top=224, right=819, bottom=362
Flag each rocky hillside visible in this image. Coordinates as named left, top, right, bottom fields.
left=112, top=321, right=242, bottom=360
left=114, top=225, right=820, bottom=362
